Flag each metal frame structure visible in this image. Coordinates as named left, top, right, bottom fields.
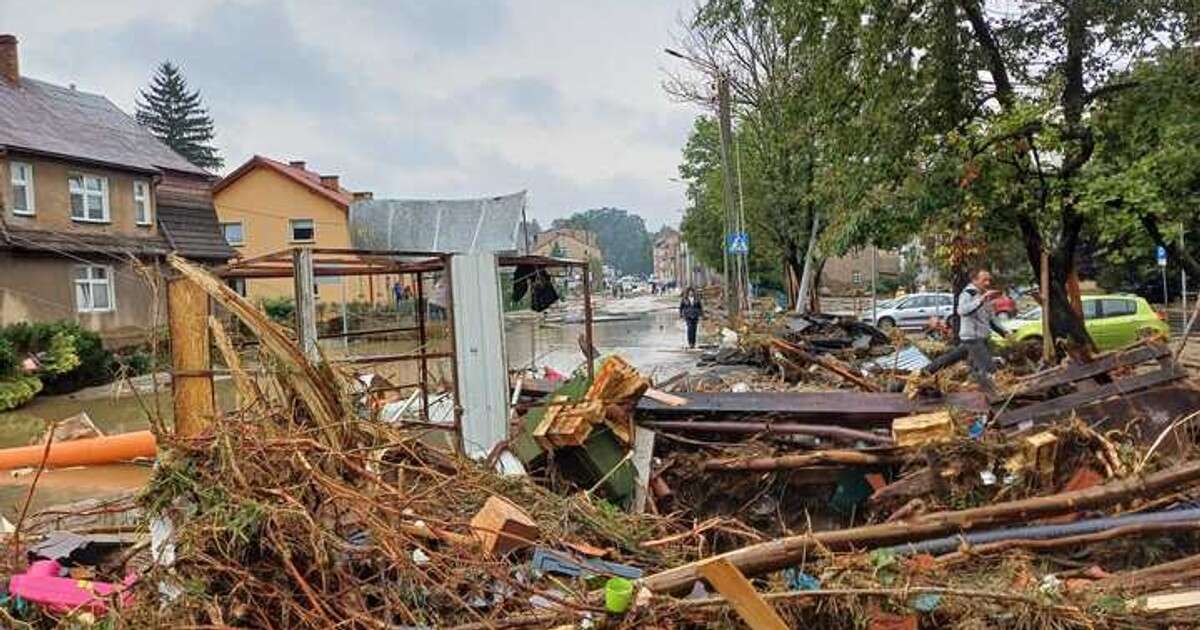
left=213, top=246, right=595, bottom=453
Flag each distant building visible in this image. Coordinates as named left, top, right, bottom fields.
left=820, top=248, right=901, bottom=295
left=213, top=155, right=385, bottom=304
left=533, top=227, right=602, bottom=263
left=653, top=226, right=720, bottom=288
left=0, top=34, right=231, bottom=344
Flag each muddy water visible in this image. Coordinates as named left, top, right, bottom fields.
left=0, top=296, right=698, bottom=517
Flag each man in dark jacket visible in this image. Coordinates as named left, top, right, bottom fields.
left=679, top=287, right=703, bottom=349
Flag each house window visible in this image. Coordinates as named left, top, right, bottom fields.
left=227, top=278, right=247, bottom=296
left=852, top=270, right=864, bottom=284
left=9, top=161, right=34, bottom=215
left=68, top=174, right=109, bottom=222
left=289, top=218, right=315, bottom=242
left=133, top=180, right=151, bottom=225
left=221, top=222, right=245, bottom=246
left=74, top=265, right=115, bottom=313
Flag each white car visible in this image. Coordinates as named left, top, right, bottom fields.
left=861, top=292, right=954, bottom=330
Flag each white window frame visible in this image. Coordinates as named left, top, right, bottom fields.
left=74, top=265, right=116, bottom=313
left=289, top=218, right=315, bottom=243
left=68, top=173, right=110, bottom=223
left=220, top=221, right=245, bottom=246
left=133, top=180, right=151, bottom=225
left=9, top=161, right=34, bottom=216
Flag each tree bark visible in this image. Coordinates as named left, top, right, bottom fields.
left=641, top=459, right=1200, bottom=594
left=795, top=211, right=822, bottom=313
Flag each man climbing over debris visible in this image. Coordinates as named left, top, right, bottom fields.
left=922, top=269, right=1008, bottom=393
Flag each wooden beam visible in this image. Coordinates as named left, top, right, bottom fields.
left=631, top=428, right=656, bottom=514
left=292, top=247, right=319, bottom=363
left=697, top=558, right=789, bottom=630
left=637, top=391, right=989, bottom=427
left=998, top=366, right=1186, bottom=428
left=168, top=277, right=214, bottom=437
left=1004, top=342, right=1168, bottom=399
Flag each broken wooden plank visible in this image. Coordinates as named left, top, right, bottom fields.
left=1140, top=590, right=1200, bottom=612
left=630, top=428, right=656, bottom=515
left=469, top=496, right=540, bottom=557
left=637, top=391, right=989, bottom=428
left=697, top=558, right=789, bottom=630
left=638, top=420, right=893, bottom=445
left=703, top=448, right=906, bottom=472
left=644, top=388, right=687, bottom=407
left=1003, top=343, right=1169, bottom=400
left=892, top=411, right=954, bottom=447
left=770, top=337, right=880, bottom=392
left=998, top=367, right=1186, bottom=428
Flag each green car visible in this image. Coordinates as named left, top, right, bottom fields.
left=999, top=294, right=1169, bottom=352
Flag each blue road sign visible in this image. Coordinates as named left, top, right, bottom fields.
left=726, top=232, right=749, bottom=255
left=1157, top=246, right=1168, bottom=267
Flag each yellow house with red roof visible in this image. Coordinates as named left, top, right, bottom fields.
left=212, top=155, right=387, bottom=304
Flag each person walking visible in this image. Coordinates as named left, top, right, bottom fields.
left=922, top=269, right=1008, bottom=393
left=679, top=287, right=704, bottom=349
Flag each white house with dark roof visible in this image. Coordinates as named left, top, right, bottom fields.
left=0, top=34, right=232, bottom=343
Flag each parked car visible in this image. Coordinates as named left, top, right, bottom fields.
left=860, top=292, right=954, bottom=330
left=999, top=294, right=1168, bottom=352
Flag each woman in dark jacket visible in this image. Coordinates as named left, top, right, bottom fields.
left=679, top=287, right=703, bottom=349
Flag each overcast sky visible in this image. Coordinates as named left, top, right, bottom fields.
left=1, top=1, right=700, bottom=230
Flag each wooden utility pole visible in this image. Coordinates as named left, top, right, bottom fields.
left=293, top=247, right=319, bottom=363
left=716, top=73, right=744, bottom=318
left=168, top=277, right=214, bottom=437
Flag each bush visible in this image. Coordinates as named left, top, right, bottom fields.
left=260, top=297, right=295, bottom=324
left=114, top=349, right=153, bottom=376
left=0, top=320, right=112, bottom=395
left=0, top=375, right=43, bottom=411
left=0, top=338, right=18, bottom=378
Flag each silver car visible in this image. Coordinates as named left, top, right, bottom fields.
left=861, top=292, right=954, bottom=330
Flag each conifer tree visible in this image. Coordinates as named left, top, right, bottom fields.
left=136, top=61, right=223, bottom=170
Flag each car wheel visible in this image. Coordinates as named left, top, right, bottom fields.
left=877, top=317, right=896, bottom=331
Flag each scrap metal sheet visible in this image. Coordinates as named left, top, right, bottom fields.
left=349, top=190, right=526, bottom=254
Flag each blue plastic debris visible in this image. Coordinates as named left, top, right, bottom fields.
left=782, top=568, right=820, bottom=591
left=909, top=592, right=942, bottom=612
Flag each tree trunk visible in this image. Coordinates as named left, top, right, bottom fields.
left=784, top=251, right=804, bottom=311
left=794, top=211, right=822, bottom=313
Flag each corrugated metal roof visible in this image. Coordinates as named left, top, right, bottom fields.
left=349, top=191, right=526, bottom=254
left=0, top=77, right=207, bottom=175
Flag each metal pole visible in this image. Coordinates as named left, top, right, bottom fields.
left=716, top=73, right=741, bottom=318
left=871, top=246, right=878, bottom=323
left=442, top=255, right=463, bottom=453
left=415, top=270, right=429, bottom=424
left=1162, top=264, right=1170, bottom=313
left=583, top=262, right=595, bottom=382
left=1182, top=226, right=1188, bottom=336
left=341, top=276, right=349, bottom=353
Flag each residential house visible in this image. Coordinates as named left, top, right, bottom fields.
left=653, top=227, right=682, bottom=284
left=532, top=227, right=602, bottom=262
left=820, top=248, right=902, bottom=295
left=212, top=155, right=381, bottom=305
left=0, top=34, right=232, bottom=344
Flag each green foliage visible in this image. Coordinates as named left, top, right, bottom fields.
left=0, top=337, right=17, bottom=378
left=259, top=296, right=296, bottom=324
left=0, top=374, right=43, bottom=411
left=41, top=331, right=82, bottom=375
left=553, top=208, right=653, bottom=276
left=0, top=320, right=111, bottom=395
left=136, top=61, right=223, bottom=170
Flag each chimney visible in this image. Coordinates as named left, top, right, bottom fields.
left=319, top=175, right=340, bottom=191
left=288, top=160, right=307, bottom=171
left=0, top=35, right=18, bottom=85
left=352, top=191, right=373, bottom=202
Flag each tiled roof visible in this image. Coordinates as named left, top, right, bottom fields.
left=214, top=155, right=354, bottom=207
left=0, top=76, right=208, bottom=176
left=0, top=222, right=169, bottom=257
left=157, top=204, right=235, bottom=262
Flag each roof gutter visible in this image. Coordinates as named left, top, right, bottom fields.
left=0, top=143, right=162, bottom=176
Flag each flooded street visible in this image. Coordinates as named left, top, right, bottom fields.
left=0, top=294, right=695, bottom=517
